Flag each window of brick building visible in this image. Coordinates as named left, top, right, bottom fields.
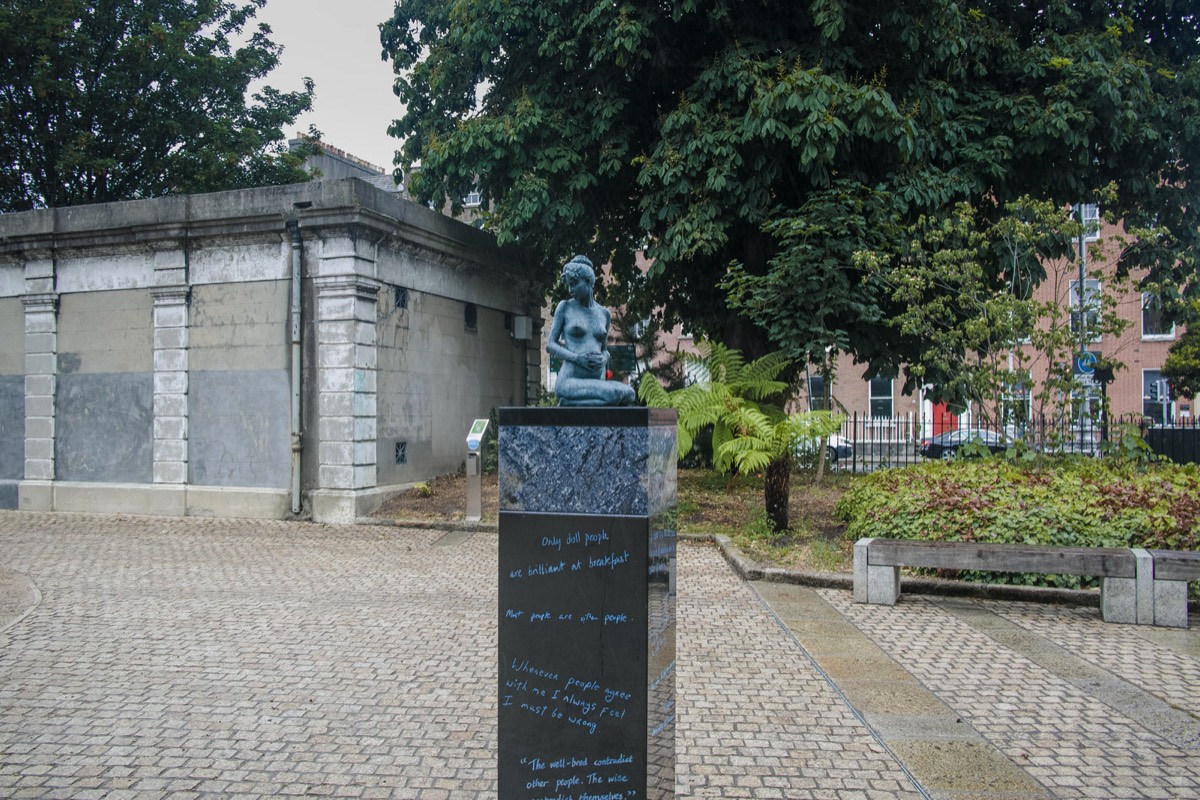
left=1142, top=293, right=1175, bottom=340
left=868, top=376, right=893, bottom=418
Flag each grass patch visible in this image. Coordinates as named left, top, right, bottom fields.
left=678, top=468, right=855, bottom=573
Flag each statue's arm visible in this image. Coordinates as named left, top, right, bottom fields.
left=546, top=301, right=576, bottom=365
left=599, top=307, right=613, bottom=366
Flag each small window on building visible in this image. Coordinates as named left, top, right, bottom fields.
left=395, top=441, right=408, bottom=465
left=1143, top=370, right=1172, bottom=426
left=1142, top=293, right=1175, bottom=340
left=1068, top=278, right=1102, bottom=343
left=808, top=374, right=828, bottom=411
left=1078, top=203, right=1101, bottom=242
left=868, top=376, right=893, bottom=418
left=464, top=190, right=482, bottom=208
left=465, top=303, right=478, bottom=332
left=395, top=286, right=409, bottom=310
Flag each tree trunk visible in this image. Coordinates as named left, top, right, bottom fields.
left=763, top=456, right=791, bottom=533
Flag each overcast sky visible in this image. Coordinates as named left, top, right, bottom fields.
left=254, top=1, right=401, bottom=172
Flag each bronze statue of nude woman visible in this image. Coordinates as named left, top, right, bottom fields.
left=547, top=255, right=637, bottom=407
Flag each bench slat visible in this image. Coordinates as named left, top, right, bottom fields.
left=1149, top=550, right=1200, bottom=582
left=867, top=539, right=1136, bottom=578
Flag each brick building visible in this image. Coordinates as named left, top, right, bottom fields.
left=794, top=211, right=1191, bottom=438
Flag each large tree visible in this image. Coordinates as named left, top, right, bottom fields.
left=0, top=0, right=316, bottom=211
left=381, top=0, right=1199, bottom=377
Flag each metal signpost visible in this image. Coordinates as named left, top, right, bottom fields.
left=465, top=418, right=490, bottom=522
left=1073, top=351, right=1100, bottom=450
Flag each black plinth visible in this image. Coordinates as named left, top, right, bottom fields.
left=498, top=407, right=677, bottom=800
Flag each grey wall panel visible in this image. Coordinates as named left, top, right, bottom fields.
left=190, top=282, right=289, bottom=372
left=376, top=291, right=528, bottom=488
left=56, top=373, right=153, bottom=483
left=0, top=375, right=23, bottom=480
left=0, top=297, right=22, bottom=375
left=190, top=370, right=291, bottom=489
left=57, top=290, right=152, bottom=374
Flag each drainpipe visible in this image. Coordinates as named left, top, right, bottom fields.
left=287, top=218, right=304, bottom=514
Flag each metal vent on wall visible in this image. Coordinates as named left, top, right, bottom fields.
left=395, top=441, right=408, bottom=465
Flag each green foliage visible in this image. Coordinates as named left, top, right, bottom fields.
left=733, top=508, right=778, bottom=547
left=382, top=0, right=1200, bottom=370
left=609, top=306, right=685, bottom=390
left=855, top=194, right=1134, bottom=427
left=527, top=385, right=559, bottom=408
left=0, top=0, right=316, bottom=211
left=482, top=407, right=500, bottom=474
left=638, top=341, right=842, bottom=474
left=413, top=482, right=433, bottom=498
left=1164, top=316, right=1200, bottom=399
left=1099, top=424, right=1159, bottom=464
left=639, top=341, right=844, bottom=531
left=955, top=437, right=997, bottom=461
left=837, top=459, right=1200, bottom=590
left=804, top=538, right=844, bottom=573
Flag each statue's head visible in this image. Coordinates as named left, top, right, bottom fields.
left=561, top=255, right=596, bottom=288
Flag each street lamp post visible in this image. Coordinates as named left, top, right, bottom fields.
left=1077, top=206, right=1088, bottom=449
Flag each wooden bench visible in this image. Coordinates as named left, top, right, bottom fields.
left=853, top=538, right=1200, bottom=628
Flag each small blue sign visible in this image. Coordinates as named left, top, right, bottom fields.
left=1073, top=351, right=1098, bottom=376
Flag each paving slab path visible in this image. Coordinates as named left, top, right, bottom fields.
left=0, top=512, right=1197, bottom=799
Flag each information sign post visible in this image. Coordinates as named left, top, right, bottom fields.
left=465, top=418, right=489, bottom=522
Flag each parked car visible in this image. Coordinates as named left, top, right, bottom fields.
left=793, top=433, right=854, bottom=463
left=919, top=428, right=1013, bottom=460
left=825, top=434, right=853, bottom=461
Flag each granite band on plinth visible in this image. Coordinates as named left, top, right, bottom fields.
left=499, top=406, right=677, bottom=518
left=498, top=406, right=677, bottom=800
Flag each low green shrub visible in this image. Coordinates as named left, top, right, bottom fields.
left=836, top=459, right=1200, bottom=591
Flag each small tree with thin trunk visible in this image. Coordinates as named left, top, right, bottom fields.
left=638, top=342, right=843, bottom=532
left=1164, top=302, right=1200, bottom=402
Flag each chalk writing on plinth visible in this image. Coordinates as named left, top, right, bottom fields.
left=498, top=513, right=650, bottom=800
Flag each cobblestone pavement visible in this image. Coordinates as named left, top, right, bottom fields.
left=1, top=512, right=1198, bottom=799
left=678, top=546, right=923, bottom=800
left=818, top=589, right=1200, bottom=798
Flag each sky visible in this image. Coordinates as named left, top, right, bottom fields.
left=253, top=1, right=402, bottom=172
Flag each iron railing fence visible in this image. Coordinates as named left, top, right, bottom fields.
left=806, top=412, right=1199, bottom=473
left=1139, top=416, right=1200, bottom=465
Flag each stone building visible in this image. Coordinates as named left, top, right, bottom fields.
left=0, top=178, right=542, bottom=522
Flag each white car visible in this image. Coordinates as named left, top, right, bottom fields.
left=794, top=434, right=853, bottom=462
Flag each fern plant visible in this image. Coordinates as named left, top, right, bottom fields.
left=638, top=342, right=844, bottom=532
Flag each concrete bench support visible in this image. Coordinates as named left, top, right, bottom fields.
left=852, top=538, right=1197, bottom=628
left=1149, top=550, right=1200, bottom=628
left=853, top=537, right=900, bottom=605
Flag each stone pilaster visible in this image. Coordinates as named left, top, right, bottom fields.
left=150, top=285, right=190, bottom=485
left=22, top=293, right=58, bottom=487
left=21, top=253, right=58, bottom=505
left=314, top=275, right=379, bottom=493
